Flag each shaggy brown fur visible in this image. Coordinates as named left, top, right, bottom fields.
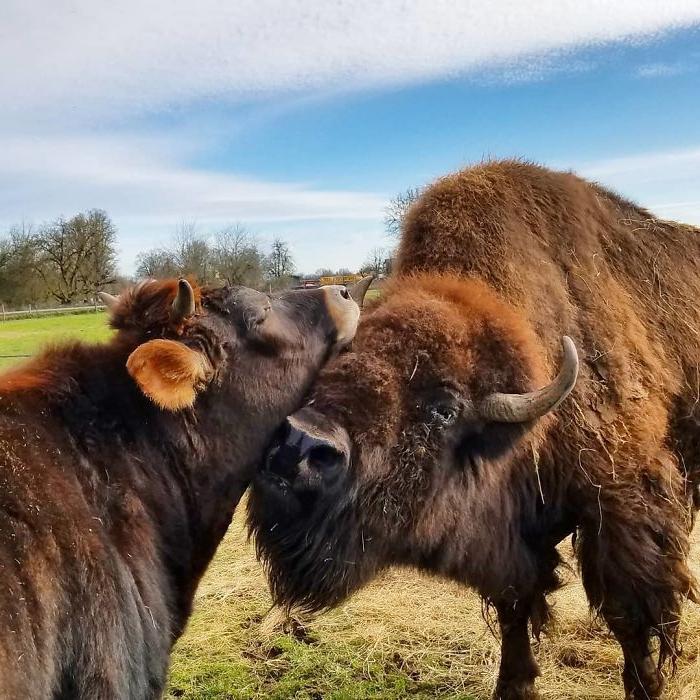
left=0, top=279, right=359, bottom=699
left=249, top=160, right=700, bottom=700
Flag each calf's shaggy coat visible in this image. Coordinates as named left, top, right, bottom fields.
left=0, top=278, right=362, bottom=699
left=250, top=161, right=700, bottom=699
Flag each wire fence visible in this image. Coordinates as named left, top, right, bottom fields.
left=0, top=302, right=107, bottom=321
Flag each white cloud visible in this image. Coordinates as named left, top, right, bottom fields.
left=0, top=133, right=386, bottom=220
left=1, top=2, right=699, bottom=273
left=636, top=61, right=689, bottom=77
left=578, top=146, right=700, bottom=184
left=0, top=132, right=388, bottom=272
left=575, top=147, right=700, bottom=225
left=1, top=1, right=699, bottom=124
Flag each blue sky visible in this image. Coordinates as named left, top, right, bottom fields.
left=1, top=2, right=699, bottom=274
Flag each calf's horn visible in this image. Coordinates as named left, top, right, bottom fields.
left=478, top=336, right=579, bottom=423
left=347, top=275, right=375, bottom=308
left=97, top=292, right=119, bottom=310
left=171, top=279, right=196, bottom=323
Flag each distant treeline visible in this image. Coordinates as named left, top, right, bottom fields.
left=0, top=200, right=407, bottom=308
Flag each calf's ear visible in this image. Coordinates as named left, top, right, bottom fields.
left=126, top=339, right=212, bottom=411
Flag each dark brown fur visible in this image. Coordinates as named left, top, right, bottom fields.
left=0, top=279, right=357, bottom=699
left=249, top=161, right=700, bottom=699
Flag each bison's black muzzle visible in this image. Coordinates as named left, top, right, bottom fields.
left=260, top=412, right=349, bottom=511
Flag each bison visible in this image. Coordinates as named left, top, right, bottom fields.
left=249, top=161, right=700, bottom=699
left=0, top=276, right=369, bottom=699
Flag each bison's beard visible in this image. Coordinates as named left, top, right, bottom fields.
left=247, top=474, right=382, bottom=613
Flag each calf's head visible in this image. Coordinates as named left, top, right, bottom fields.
left=248, top=275, right=578, bottom=612
left=101, top=279, right=367, bottom=457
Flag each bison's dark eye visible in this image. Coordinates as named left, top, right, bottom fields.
left=340, top=288, right=350, bottom=300
left=430, top=406, right=458, bottom=427
left=423, top=383, right=463, bottom=429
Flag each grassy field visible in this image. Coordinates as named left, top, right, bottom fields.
left=1, top=315, right=699, bottom=699
left=167, top=510, right=699, bottom=700
left=0, top=312, right=112, bottom=368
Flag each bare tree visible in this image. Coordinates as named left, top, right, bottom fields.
left=384, top=187, right=422, bottom=237
left=360, top=247, right=391, bottom=276
left=33, top=210, right=117, bottom=303
left=266, top=238, right=295, bottom=281
left=135, top=249, right=179, bottom=279
left=213, top=225, right=265, bottom=287
left=171, top=223, right=215, bottom=282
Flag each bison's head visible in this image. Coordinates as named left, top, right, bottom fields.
left=248, top=274, right=578, bottom=612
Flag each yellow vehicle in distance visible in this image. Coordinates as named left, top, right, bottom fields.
left=318, top=274, right=363, bottom=287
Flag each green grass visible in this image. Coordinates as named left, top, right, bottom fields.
left=166, top=510, right=482, bottom=700
left=166, top=513, right=700, bottom=700
left=0, top=312, right=113, bottom=369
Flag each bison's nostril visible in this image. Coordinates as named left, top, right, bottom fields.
left=265, top=442, right=302, bottom=482
left=273, top=419, right=292, bottom=446
left=307, top=444, right=343, bottom=471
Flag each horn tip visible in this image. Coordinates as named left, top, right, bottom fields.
left=171, top=278, right=196, bottom=321
left=561, top=336, right=579, bottom=368
left=558, top=336, right=580, bottom=398
left=97, top=291, right=118, bottom=310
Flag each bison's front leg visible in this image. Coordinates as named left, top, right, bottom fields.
left=493, top=599, right=541, bottom=700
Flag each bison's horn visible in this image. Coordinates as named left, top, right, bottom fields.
left=347, top=275, right=375, bottom=308
left=478, top=336, right=579, bottom=424
left=171, top=279, right=196, bottom=323
left=97, top=291, right=119, bottom=310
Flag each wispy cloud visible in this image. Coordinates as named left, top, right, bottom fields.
left=0, top=134, right=386, bottom=222
left=472, top=55, right=596, bottom=86
left=575, top=147, right=700, bottom=224
left=636, top=61, right=689, bottom=77
left=0, top=132, right=388, bottom=272
left=578, top=146, right=700, bottom=182
left=1, top=2, right=699, bottom=272
left=2, top=1, right=699, bottom=125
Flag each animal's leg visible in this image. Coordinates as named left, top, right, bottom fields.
left=578, top=582, right=669, bottom=699
left=577, top=500, right=692, bottom=698
left=493, top=598, right=541, bottom=700
left=490, top=535, right=566, bottom=700
left=572, top=444, right=698, bottom=698
left=610, top=621, right=664, bottom=700
left=586, top=594, right=665, bottom=699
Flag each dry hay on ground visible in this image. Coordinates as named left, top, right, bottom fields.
left=168, top=504, right=699, bottom=699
